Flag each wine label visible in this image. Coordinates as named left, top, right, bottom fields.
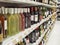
left=35, top=15, right=38, bottom=22
left=31, top=15, right=34, bottom=21
left=4, top=20, right=7, bottom=30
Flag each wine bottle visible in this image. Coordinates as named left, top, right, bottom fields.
left=23, top=8, right=29, bottom=28
left=20, top=8, right=25, bottom=30
left=35, top=27, right=40, bottom=40
left=17, top=8, right=22, bottom=31
left=14, top=8, right=20, bottom=33
left=27, top=8, right=31, bottom=28
left=34, top=7, right=39, bottom=23
left=40, top=24, right=44, bottom=34
left=7, top=8, right=17, bottom=36
left=0, top=7, right=6, bottom=39
left=0, top=21, right=3, bottom=43
left=4, top=8, right=8, bottom=38
left=42, top=7, right=46, bottom=19
left=28, top=30, right=36, bottom=43
left=39, top=7, right=43, bottom=21
left=30, top=7, right=35, bottom=25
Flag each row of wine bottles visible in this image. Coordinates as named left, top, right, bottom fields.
left=28, top=0, right=55, bottom=5
left=0, top=6, right=53, bottom=43
left=15, top=18, right=53, bottom=45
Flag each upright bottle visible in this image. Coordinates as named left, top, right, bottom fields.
left=23, top=8, right=29, bottom=28
left=14, top=8, right=20, bottom=33
left=27, top=8, right=31, bottom=28
left=35, top=27, right=40, bottom=40
left=0, top=7, right=6, bottom=38
left=42, top=7, right=46, bottom=19
left=20, top=8, right=25, bottom=30
left=4, top=8, right=8, bottom=38
left=0, top=20, right=3, bottom=43
left=40, top=24, right=44, bottom=35
left=39, top=7, right=43, bottom=21
left=34, top=7, right=39, bottom=23
left=17, top=8, right=22, bottom=31
left=30, top=7, right=35, bottom=25
left=7, top=8, right=17, bottom=36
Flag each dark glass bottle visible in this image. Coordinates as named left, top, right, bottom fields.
left=34, top=7, right=39, bottom=23
left=29, top=30, right=36, bottom=43
left=42, top=7, right=46, bottom=19
left=40, top=24, right=44, bottom=35
left=23, top=36, right=30, bottom=45
left=39, top=7, right=43, bottom=21
left=39, top=41, right=42, bottom=45
left=0, top=21, right=3, bottom=43
left=35, top=27, right=40, bottom=40
left=23, top=8, right=29, bottom=28
left=27, top=8, right=31, bottom=28
left=30, top=7, right=35, bottom=25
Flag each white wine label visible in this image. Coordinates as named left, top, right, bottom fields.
left=4, top=20, right=7, bottom=30
left=31, top=15, right=34, bottom=21
left=35, top=15, right=38, bottom=21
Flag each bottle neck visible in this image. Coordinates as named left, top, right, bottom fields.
left=1, top=7, right=5, bottom=15
left=9, top=8, right=14, bottom=15
left=14, top=8, right=18, bottom=14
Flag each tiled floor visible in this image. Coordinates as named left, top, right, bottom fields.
left=46, top=21, right=60, bottom=45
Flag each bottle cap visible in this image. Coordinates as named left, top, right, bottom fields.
left=17, top=8, right=20, bottom=14
left=23, top=8, right=27, bottom=13
left=21, top=8, right=23, bottom=13
left=5, top=8, right=8, bottom=14
left=1, top=7, right=5, bottom=14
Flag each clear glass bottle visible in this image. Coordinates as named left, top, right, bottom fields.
left=14, top=8, right=20, bottom=33
left=7, top=8, right=17, bottom=36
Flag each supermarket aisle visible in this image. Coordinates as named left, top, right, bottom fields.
left=46, top=21, right=60, bottom=45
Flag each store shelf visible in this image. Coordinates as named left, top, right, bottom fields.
left=0, top=0, right=57, bottom=8
left=2, top=12, right=57, bottom=45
